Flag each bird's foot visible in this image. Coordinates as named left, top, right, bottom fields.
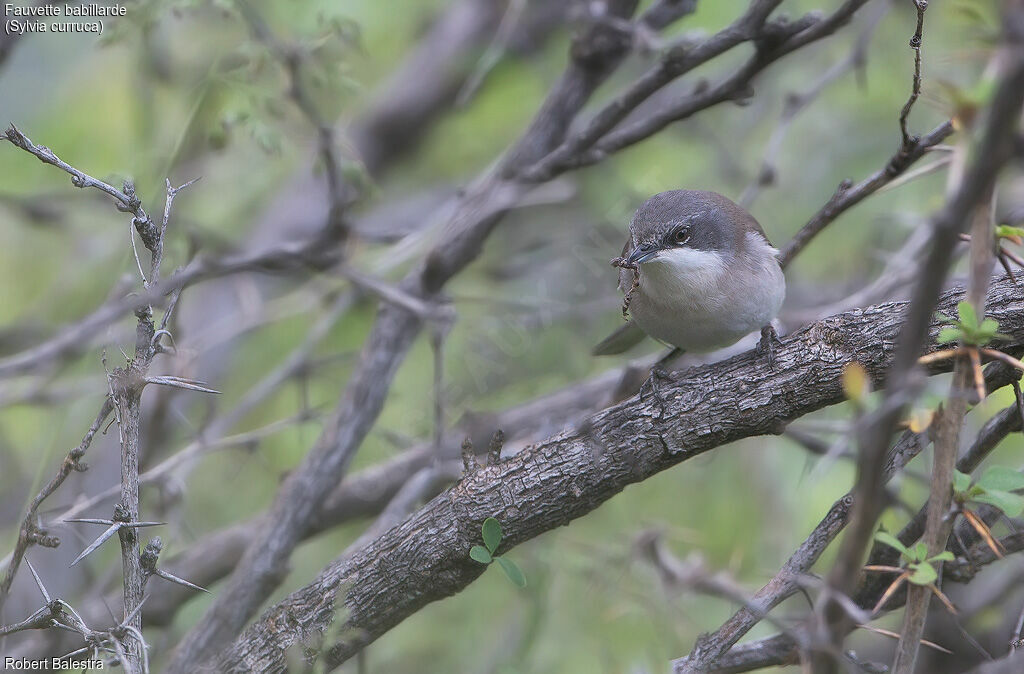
left=757, top=325, right=782, bottom=370
left=640, top=347, right=684, bottom=410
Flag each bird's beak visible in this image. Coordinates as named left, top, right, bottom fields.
left=626, top=243, right=660, bottom=265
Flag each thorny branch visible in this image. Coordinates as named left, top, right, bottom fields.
left=0, top=130, right=206, bottom=671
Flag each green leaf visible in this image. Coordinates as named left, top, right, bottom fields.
left=996, top=224, right=1024, bottom=239
left=972, top=490, right=1024, bottom=518
left=874, top=531, right=910, bottom=557
left=958, top=301, right=979, bottom=330
left=953, top=470, right=972, bottom=494
left=908, top=561, right=938, bottom=586
left=978, top=318, right=1001, bottom=336
left=976, top=466, right=1024, bottom=493
left=937, top=327, right=963, bottom=344
left=913, top=542, right=929, bottom=563
left=495, top=556, right=527, bottom=588
left=482, top=517, right=502, bottom=554
left=928, top=550, right=955, bottom=563
left=469, top=546, right=492, bottom=564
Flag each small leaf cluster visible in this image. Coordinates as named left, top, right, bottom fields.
left=937, top=301, right=1007, bottom=347
left=996, top=224, right=1024, bottom=245
left=873, top=532, right=954, bottom=586
left=953, top=466, right=1024, bottom=518
left=469, top=517, right=526, bottom=588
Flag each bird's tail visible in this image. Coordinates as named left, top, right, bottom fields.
left=592, top=321, right=646, bottom=356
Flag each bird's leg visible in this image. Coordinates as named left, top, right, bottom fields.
left=652, top=346, right=685, bottom=375
left=640, top=347, right=685, bottom=407
left=757, top=324, right=782, bottom=370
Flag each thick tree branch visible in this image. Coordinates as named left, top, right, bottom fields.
left=218, top=274, right=1024, bottom=671
left=131, top=367, right=622, bottom=629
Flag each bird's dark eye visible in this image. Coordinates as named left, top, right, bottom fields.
left=672, top=227, right=689, bottom=244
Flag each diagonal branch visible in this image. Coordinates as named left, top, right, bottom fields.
left=777, top=120, right=953, bottom=270
left=218, top=274, right=1024, bottom=671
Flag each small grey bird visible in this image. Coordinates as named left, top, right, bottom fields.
left=593, top=190, right=785, bottom=361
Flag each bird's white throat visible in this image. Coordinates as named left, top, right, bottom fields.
left=638, top=246, right=729, bottom=306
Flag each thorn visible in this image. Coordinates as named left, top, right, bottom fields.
left=70, top=523, right=122, bottom=567
left=155, top=568, right=211, bottom=594
left=25, top=558, right=51, bottom=603
left=64, top=518, right=164, bottom=528
left=144, top=376, right=220, bottom=394
left=56, top=646, right=91, bottom=661
left=64, top=517, right=118, bottom=525
left=174, top=175, right=202, bottom=191
left=997, top=251, right=1020, bottom=286
left=150, top=329, right=176, bottom=349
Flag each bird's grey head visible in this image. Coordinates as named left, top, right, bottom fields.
left=625, top=190, right=768, bottom=266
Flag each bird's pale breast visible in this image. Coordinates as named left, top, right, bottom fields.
left=627, top=234, right=785, bottom=352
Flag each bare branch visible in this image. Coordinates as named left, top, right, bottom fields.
left=898, top=0, right=928, bottom=149
left=526, top=0, right=873, bottom=179
left=777, top=121, right=954, bottom=270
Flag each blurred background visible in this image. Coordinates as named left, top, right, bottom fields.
left=1, top=0, right=1022, bottom=671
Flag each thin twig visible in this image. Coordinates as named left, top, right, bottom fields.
left=777, top=121, right=953, bottom=269
left=898, top=0, right=928, bottom=149
left=0, top=398, right=114, bottom=613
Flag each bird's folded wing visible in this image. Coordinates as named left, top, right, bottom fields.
left=592, top=320, right=647, bottom=356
